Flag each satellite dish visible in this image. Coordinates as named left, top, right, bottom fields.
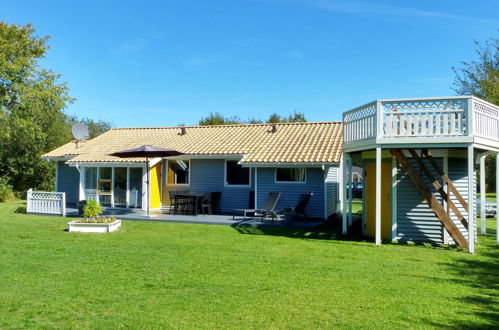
left=72, top=122, right=90, bottom=141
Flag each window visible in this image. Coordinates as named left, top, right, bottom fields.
left=98, top=168, right=112, bottom=194
left=276, top=168, right=306, bottom=183
left=167, top=160, right=190, bottom=184
left=84, top=167, right=97, bottom=189
left=226, top=160, right=250, bottom=185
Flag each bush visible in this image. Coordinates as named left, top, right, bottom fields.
left=0, top=177, right=13, bottom=202
left=83, top=200, right=102, bottom=219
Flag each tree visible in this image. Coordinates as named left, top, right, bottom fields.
left=198, top=112, right=243, bottom=125
left=453, top=35, right=499, bottom=192
left=266, top=111, right=307, bottom=123
left=0, top=23, right=112, bottom=192
left=0, top=23, right=75, bottom=191
left=67, top=116, right=112, bottom=138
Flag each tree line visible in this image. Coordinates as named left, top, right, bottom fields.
left=197, top=111, right=307, bottom=126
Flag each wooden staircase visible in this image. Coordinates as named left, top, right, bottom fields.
left=390, top=148, right=469, bottom=248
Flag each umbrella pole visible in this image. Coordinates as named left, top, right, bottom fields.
left=146, top=157, right=150, bottom=217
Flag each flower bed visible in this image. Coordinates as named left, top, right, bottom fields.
left=68, top=216, right=121, bottom=233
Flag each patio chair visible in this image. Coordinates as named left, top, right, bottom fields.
left=233, top=192, right=281, bottom=221
left=200, top=192, right=212, bottom=215
left=289, top=193, right=313, bottom=219
left=210, top=192, right=222, bottom=214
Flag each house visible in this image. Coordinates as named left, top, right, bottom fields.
left=41, top=95, right=499, bottom=254
left=341, top=96, right=499, bottom=254
left=42, top=122, right=343, bottom=220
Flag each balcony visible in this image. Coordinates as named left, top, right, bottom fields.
left=342, top=96, right=499, bottom=151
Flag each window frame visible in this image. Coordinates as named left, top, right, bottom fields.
left=166, top=160, right=191, bottom=186
left=275, top=167, right=307, bottom=184
left=224, top=160, right=251, bottom=187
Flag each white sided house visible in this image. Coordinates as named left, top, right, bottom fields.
left=341, top=96, right=499, bottom=253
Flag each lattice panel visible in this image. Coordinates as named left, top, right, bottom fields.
left=31, top=192, right=64, bottom=201
left=343, top=102, right=376, bottom=122
left=473, top=99, right=499, bottom=140
left=383, top=99, right=467, bottom=113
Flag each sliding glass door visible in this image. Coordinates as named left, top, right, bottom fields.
left=114, top=168, right=127, bottom=207
left=83, top=166, right=143, bottom=208
left=129, top=168, right=143, bottom=208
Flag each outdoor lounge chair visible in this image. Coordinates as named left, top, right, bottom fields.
left=233, top=192, right=281, bottom=221
left=290, top=193, right=313, bottom=219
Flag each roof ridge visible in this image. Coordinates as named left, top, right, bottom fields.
left=111, top=121, right=342, bottom=130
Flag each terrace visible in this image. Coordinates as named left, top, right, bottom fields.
left=342, top=96, right=499, bottom=152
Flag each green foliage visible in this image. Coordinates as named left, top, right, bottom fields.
left=198, top=112, right=243, bottom=125
left=0, top=22, right=112, bottom=193
left=0, top=177, right=13, bottom=202
left=67, top=116, right=112, bottom=138
left=453, top=35, right=499, bottom=192
left=199, top=111, right=307, bottom=125
left=267, top=111, right=307, bottom=123
left=82, top=200, right=102, bottom=219
left=452, top=36, right=499, bottom=105
left=75, top=215, right=116, bottom=224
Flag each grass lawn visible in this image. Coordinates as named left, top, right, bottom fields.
left=0, top=201, right=498, bottom=328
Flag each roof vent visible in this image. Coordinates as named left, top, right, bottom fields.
left=179, top=127, right=187, bottom=135
left=269, top=123, right=277, bottom=133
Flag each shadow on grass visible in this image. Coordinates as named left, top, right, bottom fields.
left=231, top=217, right=369, bottom=243
left=423, top=240, right=499, bottom=329
left=14, top=206, right=26, bottom=214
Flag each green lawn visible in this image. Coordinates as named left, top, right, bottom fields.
left=0, top=201, right=497, bottom=328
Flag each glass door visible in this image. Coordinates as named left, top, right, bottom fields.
left=114, top=168, right=127, bottom=207
left=129, top=167, right=143, bottom=208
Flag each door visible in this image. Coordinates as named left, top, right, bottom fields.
left=364, top=161, right=392, bottom=240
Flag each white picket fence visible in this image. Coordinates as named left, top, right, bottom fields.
left=26, top=189, right=66, bottom=217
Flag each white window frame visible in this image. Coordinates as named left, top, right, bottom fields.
left=165, top=160, right=191, bottom=186
left=224, top=160, right=251, bottom=187
left=275, top=168, right=307, bottom=184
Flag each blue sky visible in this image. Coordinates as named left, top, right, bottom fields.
left=2, top=0, right=498, bottom=127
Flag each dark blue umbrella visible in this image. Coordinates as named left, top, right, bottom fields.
left=110, top=145, right=183, bottom=217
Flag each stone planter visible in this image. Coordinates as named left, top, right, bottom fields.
left=68, top=220, right=121, bottom=233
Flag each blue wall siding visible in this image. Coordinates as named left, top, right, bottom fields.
left=189, top=159, right=254, bottom=212
left=57, top=161, right=79, bottom=204
left=325, top=167, right=339, bottom=217
left=397, top=158, right=444, bottom=243
left=257, top=167, right=325, bottom=219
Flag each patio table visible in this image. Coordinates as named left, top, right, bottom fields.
left=174, top=193, right=204, bottom=216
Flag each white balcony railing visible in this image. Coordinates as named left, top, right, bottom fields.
left=343, top=96, right=499, bottom=146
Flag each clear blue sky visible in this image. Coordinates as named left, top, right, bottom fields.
left=2, top=0, right=498, bottom=127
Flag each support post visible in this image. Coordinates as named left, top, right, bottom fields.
left=78, top=166, right=85, bottom=201
left=391, top=156, right=397, bottom=240
left=255, top=167, right=258, bottom=210
left=348, top=155, right=353, bottom=227
left=111, top=167, right=115, bottom=208
left=496, top=153, right=499, bottom=244
left=480, top=154, right=486, bottom=235
left=375, top=147, right=382, bottom=246
left=342, top=153, right=347, bottom=234
left=126, top=167, right=130, bottom=208
left=443, top=156, right=450, bottom=244
left=467, top=145, right=475, bottom=254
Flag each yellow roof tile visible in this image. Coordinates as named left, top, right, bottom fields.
left=42, top=122, right=343, bottom=164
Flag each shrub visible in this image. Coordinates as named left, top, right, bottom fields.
left=0, top=177, right=13, bottom=203
left=83, top=200, right=102, bottom=219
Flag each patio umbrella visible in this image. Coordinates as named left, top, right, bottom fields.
left=110, top=145, right=183, bottom=217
